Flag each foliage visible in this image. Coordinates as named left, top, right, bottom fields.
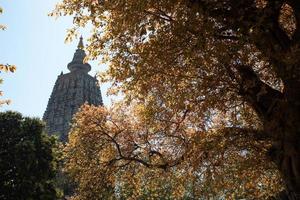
left=0, top=111, right=60, bottom=200
left=64, top=104, right=282, bottom=199
left=0, top=5, right=16, bottom=105
left=53, top=0, right=300, bottom=198
left=0, top=6, right=5, bottom=30
left=54, top=170, right=76, bottom=198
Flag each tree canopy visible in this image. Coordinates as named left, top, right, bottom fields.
left=52, top=0, right=300, bottom=199
left=64, top=104, right=281, bottom=199
left=0, top=111, right=59, bottom=200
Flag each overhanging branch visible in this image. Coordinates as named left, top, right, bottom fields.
left=236, top=65, right=284, bottom=121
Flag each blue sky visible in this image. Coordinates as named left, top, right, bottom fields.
left=0, top=0, right=111, bottom=118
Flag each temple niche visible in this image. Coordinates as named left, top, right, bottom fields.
left=43, top=37, right=103, bottom=142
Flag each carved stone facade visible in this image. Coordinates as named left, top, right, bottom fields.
left=43, top=37, right=102, bottom=142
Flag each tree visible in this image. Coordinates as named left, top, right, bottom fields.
left=64, top=104, right=281, bottom=199
left=53, top=0, right=300, bottom=199
left=0, top=111, right=59, bottom=200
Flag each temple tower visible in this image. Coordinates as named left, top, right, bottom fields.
left=43, top=37, right=103, bottom=142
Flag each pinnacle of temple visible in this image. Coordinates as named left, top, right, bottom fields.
left=43, top=37, right=103, bottom=142
left=67, top=36, right=91, bottom=73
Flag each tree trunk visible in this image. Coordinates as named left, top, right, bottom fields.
left=278, top=141, right=300, bottom=200
left=267, top=97, right=300, bottom=200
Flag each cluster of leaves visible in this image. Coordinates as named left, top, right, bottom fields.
left=0, top=66, right=16, bottom=106
left=0, top=6, right=6, bottom=30
left=0, top=111, right=60, bottom=200
left=63, top=104, right=282, bottom=199
left=0, top=5, right=16, bottom=105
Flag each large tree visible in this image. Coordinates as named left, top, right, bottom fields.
left=53, top=0, right=300, bottom=198
left=0, top=111, right=59, bottom=199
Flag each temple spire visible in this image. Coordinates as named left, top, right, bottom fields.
left=67, top=36, right=91, bottom=73
left=77, top=36, right=84, bottom=49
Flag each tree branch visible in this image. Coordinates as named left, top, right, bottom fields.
left=236, top=65, right=284, bottom=121
left=287, top=0, right=300, bottom=43
left=219, top=126, right=270, bottom=141
left=189, top=0, right=293, bottom=82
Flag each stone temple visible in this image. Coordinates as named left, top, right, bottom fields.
left=43, top=37, right=103, bottom=142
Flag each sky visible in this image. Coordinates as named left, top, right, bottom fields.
left=0, top=0, right=111, bottom=118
